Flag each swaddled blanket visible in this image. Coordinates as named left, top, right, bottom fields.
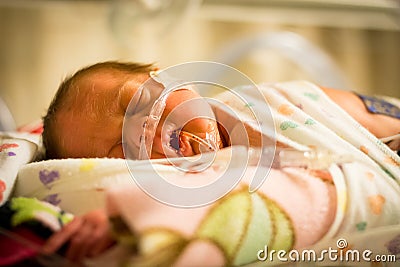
left=11, top=81, right=400, bottom=266
left=103, top=81, right=400, bottom=266
left=14, top=150, right=336, bottom=266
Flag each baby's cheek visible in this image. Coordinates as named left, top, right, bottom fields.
left=191, top=119, right=221, bottom=141
left=150, top=136, right=167, bottom=159
left=183, top=118, right=219, bottom=137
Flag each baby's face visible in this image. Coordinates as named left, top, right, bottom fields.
left=56, top=71, right=221, bottom=159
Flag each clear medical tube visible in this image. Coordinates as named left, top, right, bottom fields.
left=180, top=131, right=217, bottom=151
left=249, top=146, right=354, bottom=170
left=159, top=146, right=356, bottom=174
left=169, top=129, right=219, bottom=156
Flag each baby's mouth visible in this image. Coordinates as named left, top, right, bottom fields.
left=169, top=130, right=181, bottom=152
left=169, top=129, right=216, bottom=157
left=169, top=129, right=195, bottom=157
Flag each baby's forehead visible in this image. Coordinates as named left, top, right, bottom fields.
left=71, top=70, right=130, bottom=99
left=67, top=69, right=150, bottom=112
left=77, top=69, right=131, bottom=90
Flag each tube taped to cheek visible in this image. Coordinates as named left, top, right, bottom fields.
left=122, top=69, right=220, bottom=160
left=160, top=97, right=219, bottom=157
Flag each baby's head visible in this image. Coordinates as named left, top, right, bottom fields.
left=42, top=61, right=222, bottom=159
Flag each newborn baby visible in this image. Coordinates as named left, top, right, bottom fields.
left=43, top=61, right=224, bottom=160
left=43, top=61, right=399, bottom=160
